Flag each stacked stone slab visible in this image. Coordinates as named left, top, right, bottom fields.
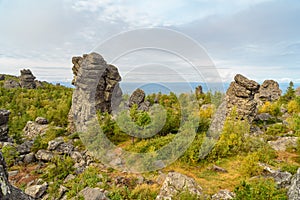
left=20, top=69, right=36, bottom=89
left=68, top=52, right=123, bottom=133
left=0, top=110, right=10, bottom=142
left=225, top=74, right=260, bottom=122
left=71, top=53, right=122, bottom=113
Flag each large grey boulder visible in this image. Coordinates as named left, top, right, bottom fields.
left=0, top=110, right=10, bottom=142
left=129, top=88, right=146, bottom=107
left=255, top=80, right=281, bottom=105
left=3, top=80, right=20, bottom=89
left=260, top=163, right=292, bottom=188
left=78, top=187, right=109, bottom=200
left=156, top=172, right=202, bottom=199
left=25, top=182, right=48, bottom=199
left=0, top=152, right=34, bottom=200
left=20, top=69, right=36, bottom=89
left=268, top=137, right=298, bottom=151
left=212, top=189, right=235, bottom=200
left=288, top=168, right=300, bottom=200
left=23, top=121, right=49, bottom=139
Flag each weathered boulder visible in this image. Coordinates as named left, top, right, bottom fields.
left=129, top=88, right=146, bottom=107
left=129, top=88, right=150, bottom=111
left=260, top=163, right=292, bottom=188
left=288, top=168, right=300, bottom=200
left=0, top=110, right=10, bottom=142
left=20, top=69, right=36, bottom=89
left=255, top=80, right=281, bottom=106
left=0, top=75, right=5, bottom=81
left=268, top=137, right=298, bottom=151
left=35, top=150, right=54, bottom=162
left=23, top=121, right=49, bottom=139
left=254, top=113, right=274, bottom=122
left=211, top=189, right=235, bottom=200
left=226, top=74, right=259, bottom=122
left=17, top=140, right=34, bottom=155
left=0, top=152, right=34, bottom=200
left=25, top=182, right=48, bottom=199
left=35, top=117, right=48, bottom=125
left=3, top=80, right=20, bottom=89
left=295, top=87, right=300, bottom=97
left=156, top=172, right=202, bottom=199
left=48, top=138, right=74, bottom=155
left=78, top=187, right=109, bottom=200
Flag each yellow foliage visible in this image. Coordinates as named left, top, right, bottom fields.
left=288, top=100, right=300, bottom=114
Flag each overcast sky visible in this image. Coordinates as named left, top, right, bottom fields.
left=0, top=0, right=299, bottom=83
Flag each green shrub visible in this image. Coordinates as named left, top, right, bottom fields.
left=239, top=153, right=263, bottom=177
left=65, top=166, right=104, bottom=198
left=42, top=155, right=74, bottom=182
left=265, top=123, right=288, bottom=136
left=1, top=145, right=19, bottom=167
left=234, top=178, right=287, bottom=200
left=281, top=164, right=299, bottom=175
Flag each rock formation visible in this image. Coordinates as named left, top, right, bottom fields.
left=0, top=110, right=10, bottom=142
left=288, top=168, right=300, bottom=200
left=0, top=75, right=5, bottom=81
left=195, top=85, right=203, bottom=96
left=3, top=80, right=20, bottom=89
left=20, top=69, right=36, bottom=89
left=71, top=53, right=122, bottom=114
left=129, top=88, right=150, bottom=111
left=255, top=80, right=281, bottom=106
left=156, top=172, right=203, bottom=199
left=0, top=153, right=34, bottom=199
left=225, top=74, right=260, bottom=122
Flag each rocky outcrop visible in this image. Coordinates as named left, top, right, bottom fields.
left=268, top=137, right=298, bottom=151
left=78, top=187, right=109, bottom=200
left=129, top=88, right=150, bottom=111
left=295, top=87, right=300, bottom=97
left=0, top=75, right=4, bottom=81
left=260, top=163, right=292, bottom=188
left=156, top=172, right=202, bottom=199
left=288, top=168, right=300, bottom=200
left=3, top=80, right=20, bottom=89
left=71, top=53, right=122, bottom=113
left=225, top=74, right=260, bottom=122
left=69, top=53, right=123, bottom=132
left=0, top=110, right=10, bottom=142
left=0, top=152, right=34, bottom=200
left=20, top=69, right=36, bottom=89
left=23, top=120, right=49, bottom=139
left=195, top=85, right=203, bottom=96
left=255, top=80, right=281, bottom=106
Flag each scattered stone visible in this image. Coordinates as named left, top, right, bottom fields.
left=260, top=163, right=292, bottom=188
left=287, top=168, right=300, bottom=200
left=0, top=152, right=34, bottom=199
left=64, top=174, right=76, bottom=183
left=25, top=182, right=48, bottom=199
left=156, top=172, right=202, bottom=200
left=268, top=137, right=298, bottom=151
left=17, top=140, right=34, bottom=155
left=3, top=79, right=21, bottom=89
left=23, top=152, right=36, bottom=164
left=70, top=151, right=83, bottom=163
left=210, top=165, right=228, bottom=173
left=20, top=69, right=36, bottom=89
left=35, top=117, right=48, bottom=125
left=35, top=150, right=54, bottom=162
left=0, top=109, right=10, bottom=142
left=255, top=113, right=274, bottom=122
left=211, top=189, right=236, bottom=200
left=23, top=121, right=49, bottom=139
left=78, top=187, right=109, bottom=200
left=8, top=170, right=18, bottom=177
left=47, top=137, right=64, bottom=151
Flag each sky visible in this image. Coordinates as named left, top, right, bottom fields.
left=0, top=0, right=299, bottom=84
